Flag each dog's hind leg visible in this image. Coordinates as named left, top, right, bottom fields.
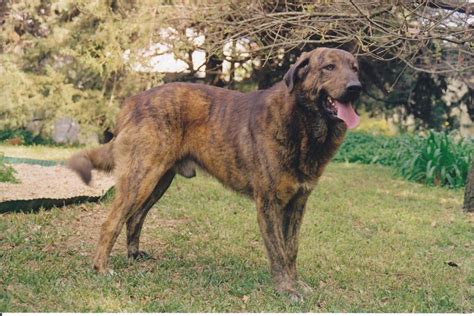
left=126, top=169, right=176, bottom=259
left=93, top=161, right=171, bottom=273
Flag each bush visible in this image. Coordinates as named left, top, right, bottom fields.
left=334, top=132, right=400, bottom=166
left=0, top=129, right=52, bottom=146
left=0, top=2, right=164, bottom=140
left=0, top=154, right=18, bottom=183
left=336, top=131, right=473, bottom=189
left=396, top=131, right=473, bottom=189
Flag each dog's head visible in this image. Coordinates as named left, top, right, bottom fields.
left=284, top=48, right=361, bottom=129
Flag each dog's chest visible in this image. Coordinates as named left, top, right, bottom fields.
left=299, top=120, right=346, bottom=173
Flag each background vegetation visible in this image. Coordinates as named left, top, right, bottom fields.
left=335, top=130, right=474, bottom=189
left=0, top=153, right=17, bottom=183
left=0, top=0, right=472, bottom=140
left=0, top=0, right=472, bottom=189
left=0, top=0, right=165, bottom=140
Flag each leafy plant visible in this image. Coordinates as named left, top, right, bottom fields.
left=0, top=129, right=51, bottom=146
left=0, top=1, right=165, bottom=140
left=335, top=131, right=473, bottom=189
left=0, top=154, right=18, bottom=183
left=334, top=132, right=399, bottom=166
left=396, top=131, right=473, bottom=189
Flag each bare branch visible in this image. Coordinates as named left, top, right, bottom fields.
left=424, top=0, right=474, bottom=14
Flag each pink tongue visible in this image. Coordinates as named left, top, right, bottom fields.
left=334, top=101, right=360, bottom=129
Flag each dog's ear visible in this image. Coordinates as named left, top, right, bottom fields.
left=284, top=52, right=311, bottom=93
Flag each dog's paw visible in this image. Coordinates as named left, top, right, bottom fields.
left=287, top=289, right=305, bottom=303
left=297, top=280, right=314, bottom=295
left=276, top=287, right=305, bottom=303
left=276, top=282, right=305, bottom=303
left=128, top=250, right=152, bottom=261
left=92, top=263, right=111, bottom=275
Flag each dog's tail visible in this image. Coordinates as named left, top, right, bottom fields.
left=67, top=140, right=115, bottom=185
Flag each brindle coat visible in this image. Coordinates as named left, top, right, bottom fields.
left=68, top=47, right=361, bottom=300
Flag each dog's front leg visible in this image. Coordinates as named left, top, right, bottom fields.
left=255, top=195, right=302, bottom=300
left=282, top=190, right=313, bottom=295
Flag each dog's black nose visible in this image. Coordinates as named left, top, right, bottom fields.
left=346, top=81, right=362, bottom=93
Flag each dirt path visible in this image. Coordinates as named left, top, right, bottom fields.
left=1, top=162, right=192, bottom=265
left=0, top=163, right=114, bottom=202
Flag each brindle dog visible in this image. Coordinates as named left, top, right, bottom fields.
left=68, top=47, right=361, bottom=300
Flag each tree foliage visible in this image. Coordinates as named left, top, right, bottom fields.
left=0, top=0, right=164, bottom=140
left=191, top=0, right=473, bottom=129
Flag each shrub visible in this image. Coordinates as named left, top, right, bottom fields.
left=336, top=131, right=473, bottom=189
left=396, top=131, right=473, bottom=189
left=0, top=129, right=51, bottom=146
left=0, top=154, right=18, bottom=183
left=334, top=132, right=399, bottom=166
left=0, top=2, right=164, bottom=140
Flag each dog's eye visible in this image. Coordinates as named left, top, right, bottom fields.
left=323, top=64, right=335, bottom=71
left=352, top=66, right=358, bottom=72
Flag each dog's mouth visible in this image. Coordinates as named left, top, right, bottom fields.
left=322, top=95, right=360, bottom=129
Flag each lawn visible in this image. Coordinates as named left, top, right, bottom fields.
left=0, top=161, right=472, bottom=312
left=0, top=144, right=78, bottom=161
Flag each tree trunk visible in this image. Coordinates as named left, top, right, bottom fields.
left=205, top=54, right=226, bottom=87
left=464, top=159, right=474, bottom=212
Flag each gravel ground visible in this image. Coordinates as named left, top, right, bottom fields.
left=0, top=163, right=114, bottom=202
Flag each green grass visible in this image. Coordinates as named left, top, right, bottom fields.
left=0, top=154, right=18, bottom=183
left=0, top=163, right=472, bottom=312
left=0, top=144, right=78, bottom=161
